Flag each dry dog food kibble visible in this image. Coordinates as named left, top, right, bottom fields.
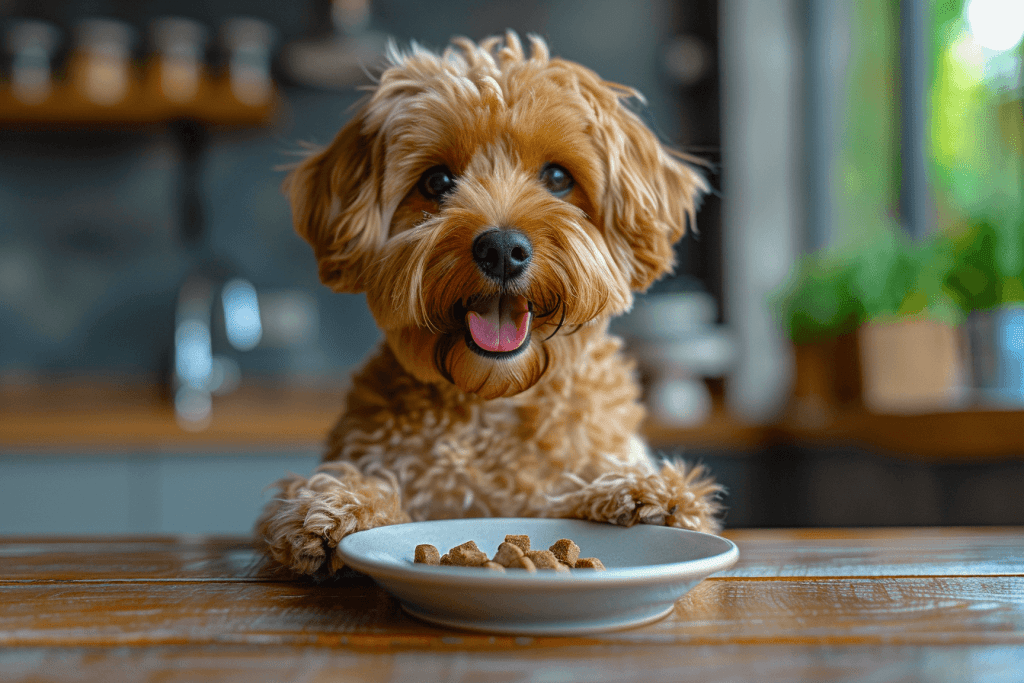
left=491, top=541, right=525, bottom=567
left=413, top=534, right=605, bottom=571
left=414, top=544, right=440, bottom=565
left=548, top=538, right=580, bottom=566
left=503, top=535, right=531, bottom=553
left=526, top=549, right=569, bottom=572
left=507, top=554, right=536, bottom=572
left=450, top=546, right=489, bottom=567
left=574, top=557, right=606, bottom=570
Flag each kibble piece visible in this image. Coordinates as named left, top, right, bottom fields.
left=575, top=557, right=606, bottom=570
left=492, top=541, right=526, bottom=567
left=449, top=546, right=489, bottom=567
left=548, top=539, right=580, bottom=567
left=419, top=533, right=602, bottom=572
left=527, top=550, right=569, bottom=572
left=504, top=534, right=531, bottom=553
left=453, top=540, right=480, bottom=553
left=414, top=544, right=440, bottom=565
left=507, top=555, right=537, bottom=572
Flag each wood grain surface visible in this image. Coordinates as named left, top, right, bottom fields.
left=1, top=644, right=1018, bottom=683
left=1, top=529, right=1022, bottom=681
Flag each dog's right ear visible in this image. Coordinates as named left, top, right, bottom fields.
left=283, top=108, right=384, bottom=293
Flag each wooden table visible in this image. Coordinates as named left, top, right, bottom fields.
left=1, top=528, right=1021, bottom=682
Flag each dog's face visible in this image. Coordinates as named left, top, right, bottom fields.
left=287, top=33, right=704, bottom=399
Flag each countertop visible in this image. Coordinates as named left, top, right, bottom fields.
left=4, top=381, right=1024, bottom=460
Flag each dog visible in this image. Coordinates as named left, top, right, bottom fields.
left=257, top=31, right=722, bottom=577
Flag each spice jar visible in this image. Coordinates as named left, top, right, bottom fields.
left=71, top=18, right=135, bottom=106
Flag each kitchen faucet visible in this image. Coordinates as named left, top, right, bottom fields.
left=173, top=264, right=261, bottom=430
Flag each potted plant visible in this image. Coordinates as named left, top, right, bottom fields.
left=778, top=225, right=973, bottom=415
left=941, top=220, right=1024, bottom=405
left=779, top=248, right=864, bottom=419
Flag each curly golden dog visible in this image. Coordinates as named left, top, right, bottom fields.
left=257, top=32, right=722, bottom=577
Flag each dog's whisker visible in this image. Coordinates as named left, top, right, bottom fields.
left=533, top=292, right=561, bottom=320
left=542, top=298, right=567, bottom=341
left=537, top=343, right=551, bottom=378
left=434, top=335, right=458, bottom=385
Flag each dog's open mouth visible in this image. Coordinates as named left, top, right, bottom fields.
left=463, top=294, right=532, bottom=358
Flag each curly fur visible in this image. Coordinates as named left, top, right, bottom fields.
left=256, top=32, right=722, bottom=577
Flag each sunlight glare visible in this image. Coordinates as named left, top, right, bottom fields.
left=967, top=0, right=1024, bottom=52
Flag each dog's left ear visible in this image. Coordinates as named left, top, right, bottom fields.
left=594, top=94, right=707, bottom=291
left=283, top=107, right=385, bottom=293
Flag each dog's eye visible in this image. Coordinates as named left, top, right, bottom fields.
left=418, top=165, right=457, bottom=200
left=539, top=164, right=574, bottom=197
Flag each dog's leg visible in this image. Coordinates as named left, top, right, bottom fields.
left=542, top=454, right=723, bottom=534
left=256, top=462, right=410, bottom=576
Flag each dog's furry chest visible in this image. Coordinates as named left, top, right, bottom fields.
left=333, top=386, right=594, bottom=520
left=325, top=334, right=645, bottom=520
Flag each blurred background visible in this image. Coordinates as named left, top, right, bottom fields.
left=2, top=0, right=1023, bottom=535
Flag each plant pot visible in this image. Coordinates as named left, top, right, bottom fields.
left=857, top=317, right=968, bottom=414
left=789, top=332, right=862, bottom=425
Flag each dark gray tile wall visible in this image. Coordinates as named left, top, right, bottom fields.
left=1, top=0, right=681, bottom=381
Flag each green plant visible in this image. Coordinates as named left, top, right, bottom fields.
left=779, top=250, right=864, bottom=345
left=777, top=219, right=1024, bottom=343
left=935, top=221, right=1002, bottom=313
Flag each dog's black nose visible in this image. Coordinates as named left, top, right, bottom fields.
left=472, top=228, right=533, bottom=282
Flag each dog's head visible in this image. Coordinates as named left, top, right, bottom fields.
left=286, top=32, right=705, bottom=399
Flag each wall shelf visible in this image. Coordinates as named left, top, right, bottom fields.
left=0, top=381, right=337, bottom=452
left=0, top=77, right=280, bottom=130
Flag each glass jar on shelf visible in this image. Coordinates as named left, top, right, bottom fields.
left=150, top=17, right=209, bottom=105
left=70, top=18, right=135, bottom=106
left=4, top=19, right=61, bottom=105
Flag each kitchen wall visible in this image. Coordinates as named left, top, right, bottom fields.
left=1, top=0, right=713, bottom=536
left=0, top=0, right=694, bottom=383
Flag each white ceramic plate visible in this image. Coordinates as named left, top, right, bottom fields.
left=336, top=518, right=738, bottom=635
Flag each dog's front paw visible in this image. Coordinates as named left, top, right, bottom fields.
left=257, top=466, right=409, bottom=577
left=609, top=500, right=668, bottom=527
left=285, top=518, right=334, bottom=576
left=629, top=481, right=717, bottom=532
left=547, top=463, right=722, bottom=533
left=260, top=486, right=363, bottom=576
left=635, top=502, right=669, bottom=526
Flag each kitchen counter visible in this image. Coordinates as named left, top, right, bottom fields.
left=4, top=380, right=1024, bottom=461
left=0, top=381, right=340, bottom=452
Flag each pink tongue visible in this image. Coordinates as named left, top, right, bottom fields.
left=467, top=297, right=531, bottom=353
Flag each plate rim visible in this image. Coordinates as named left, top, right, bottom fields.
left=400, top=600, right=677, bottom=635
left=337, top=517, right=739, bottom=588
